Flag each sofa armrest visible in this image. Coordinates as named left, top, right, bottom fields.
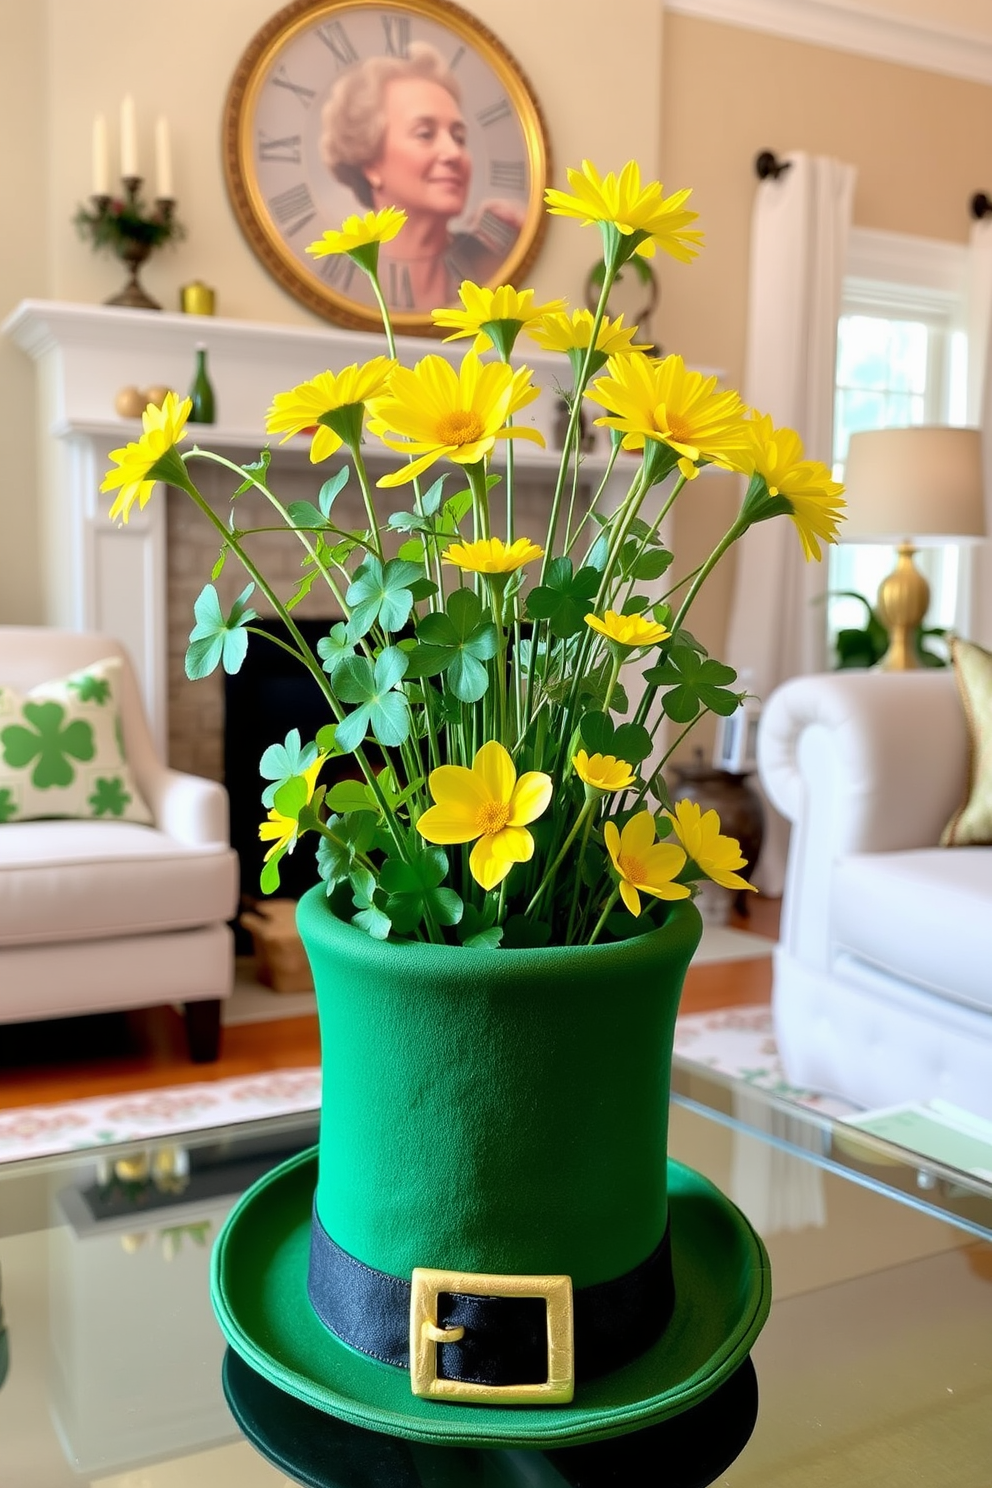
left=143, top=768, right=231, bottom=847
left=757, top=670, right=968, bottom=968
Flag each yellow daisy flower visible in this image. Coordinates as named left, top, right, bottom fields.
left=585, top=611, right=671, bottom=649
left=265, top=358, right=395, bottom=463
left=665, top=799, right=756, bottom=894
left=101, top=391, right=192, bottom=524
left=432, top=282, right=566, bottom=357
left=528, top=308, right=651, bottom=378
left=572, top=751, right=637, bottom=792
left=416, top=740, right=553, bottom=891
left=585, top=354, right=750, bottom=480
left=741, top=414, right=846, bottom=562
left=442, top=536, right=544, bottom=575
left=604, top=811, right=690, bottom=916
left=306, top=207, right=407, bottom=264
left=367, top=351, right=544, bottom=488
left=258, top=754, right=327, bottom=862
left=545, top=160, right=703, bottom=263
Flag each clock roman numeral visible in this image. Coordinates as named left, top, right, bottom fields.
left=258, top=132, right=302, bottom=164
left=490, top=160, right=526, bottom=192
left=475, top=209, right=517, bottom=256
left=448, top=44, right=465, bottom=71
left=316, top=20, right=359, bottom=67
left=271, top=66, right=316, bottom=107
left=385, top=262, right=413, bottom=310
left=316, top=255, right=357, bottom=294
left=476, top=97, right=511, bottom=128
left=381, top=13, right=411, bottom=56
left=269, top=183, right=317, bottom=237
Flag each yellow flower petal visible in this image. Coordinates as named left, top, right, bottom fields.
left=605, top=810, right=689, bottom=915
left=305, top=207, right=407, bottom=257
left=545, top=160, right=704, bottom=263
left=416, top=742, right=552, bottom=891
left=572, top=751, right=637, bottom=792
left=585, top=354, right=750, bottom=474
left=665, top=799, right=757, bottom=893
left=442, top=537, right=544, bottom=575
left=474, top=740, right=516, bottom=805
left=508, top=771, right=554, bottom=827
left=584, top=611, right=670, bottom=648
left=101, top=391, right=192, bottom=523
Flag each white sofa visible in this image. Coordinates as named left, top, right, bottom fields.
left=0, top=628, right=239, bottom=1061
left=757, top=669, right=992, bottom=1119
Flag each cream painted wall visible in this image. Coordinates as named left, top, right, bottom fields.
left=0, top=2, right=48, bottom=623
left=658, top=11, right=992, bottom=700
left=0, top=0, right=662, bottom=623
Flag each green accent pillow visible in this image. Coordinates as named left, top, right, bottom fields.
left=941, top=637, right=992, bottom=846
left=0, top=656, right=152, bottom=825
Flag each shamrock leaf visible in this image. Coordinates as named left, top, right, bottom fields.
left=68, top=673, right=110, bottom=705
left=317, top=622, right=356, bottom=674
left=316, top=811, right=377, bottom=889
left=643, top=646, right=740, bottom=724
left=379, top=846, right=463, bottom=935
left=349, top=866, right=392, bottom=940
left=577, top=711, right=652, bottom=765
left=185, top=583, right=258, bottom=680
left=0, top=787, right=16, bottom=822
left=406, top=589, right=497, bottom=703
left=286, top=500, right=330, bottom=531
left=332, top=647, right=410, bottom=752
left=1, top=701, right=94, bottom=788
left=526, top=557, right=601, bottom=639
left=324, top=779, right=378, bottom=815
left=318, top=466, right=350, bottom=517
left=232, top=449, right=271, bottom=497
left=259, top=728, right=319, bottom=809
left=88, top=776, right=132, bottom=817
left=345, top=556, right=425, bottom=639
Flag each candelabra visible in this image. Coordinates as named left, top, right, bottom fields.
left=75, top=176, right=183, bottom=311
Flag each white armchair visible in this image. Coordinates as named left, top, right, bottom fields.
left=0, top=628, right=239, bottom=1061
left=757, top=669, right=992, bottom=1119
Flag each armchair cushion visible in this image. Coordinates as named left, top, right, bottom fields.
left=0, top=819, right=238, bottom=948
left=0, top=657, right=152, bottom=825
left=941, top=638, right=992, bottom=846
left=833, top=847, right=992, bottom=1014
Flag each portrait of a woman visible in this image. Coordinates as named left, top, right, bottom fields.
left=321, top=43, right=523, bottom=311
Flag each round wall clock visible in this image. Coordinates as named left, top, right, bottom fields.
left=223, top=0, right=550, bottom=334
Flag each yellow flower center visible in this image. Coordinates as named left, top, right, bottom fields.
left=477, top=800, right=511, bottom=835
left=618, top=852, right=645, bottom=883
left=437, top=409, right=485, bottom=446
left=664, top=411, right=694, bottom=445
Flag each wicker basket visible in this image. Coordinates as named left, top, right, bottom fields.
left=240, top=899, right=314, bottom=993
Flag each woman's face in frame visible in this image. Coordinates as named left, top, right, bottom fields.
left=365, top=77, right=471, bottom=221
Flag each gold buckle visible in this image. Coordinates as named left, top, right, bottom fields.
left=409, top=1266, right=574, bottom=1404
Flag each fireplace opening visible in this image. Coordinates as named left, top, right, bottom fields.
left=224, top=618, right=362, bottom=948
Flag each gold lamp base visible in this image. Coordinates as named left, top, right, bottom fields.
left=875, top=542, right=930, bottom=670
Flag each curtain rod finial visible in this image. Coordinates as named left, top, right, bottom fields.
left=755, top=150, right=790, bottom=181
left=971, top=192, right=992, bottom=220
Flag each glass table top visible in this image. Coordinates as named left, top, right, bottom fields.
left=1, top=1081, right=991, bottom=1487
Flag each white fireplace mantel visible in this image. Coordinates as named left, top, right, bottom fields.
left=5, top=298, right=620, bottom=755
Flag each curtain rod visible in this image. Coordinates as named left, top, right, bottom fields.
left=754, top=150, right=791, bottom=181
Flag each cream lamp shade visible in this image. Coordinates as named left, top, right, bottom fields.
left=840, top=426, right=985, bottom=670
left=842, top=425, right=986, bottom=543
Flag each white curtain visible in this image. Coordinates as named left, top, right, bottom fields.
left=966, top=218, right=992, bottom=650
left=727, top=152, right=856, bottom=894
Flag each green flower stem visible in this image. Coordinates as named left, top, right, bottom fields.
left=351, top=445, right=384, bottom=560
left=366, top=269, right=398, bottom=362
left=617, top=471, right=687, bottom=609
left=565, top=801, right=599, bottom=942
left=186, top=448, right=349, bottom=614
left=600, top=651, right=623, bottom=715
left=538, top=259, right=619, bottom=583
left=588, top=885, right=621, bottom=945
left=562, top=430, right=585, bottom=553
left=628, top=716, right=700, bottom=815
left=176, top=466, right=411, bottom=865
left=670, top=510, right=750, bottom=639
left=525, top=791, right=597, bottom=917
left=564, top=438, right=621, bottom=556
left=466, top=460, right=491, bottom=542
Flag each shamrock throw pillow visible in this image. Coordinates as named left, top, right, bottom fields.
left=0, top=656, right=152, bottom=825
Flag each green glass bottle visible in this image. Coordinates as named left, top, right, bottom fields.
left=188, top=343, right=216, bottom=423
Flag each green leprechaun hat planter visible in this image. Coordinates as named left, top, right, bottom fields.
left=210, top=888, right=771, bottom=1449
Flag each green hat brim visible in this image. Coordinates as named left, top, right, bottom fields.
left=222, top=1343, right=759, bottom=1485
left=211, top=1147, right=770, bottom=1450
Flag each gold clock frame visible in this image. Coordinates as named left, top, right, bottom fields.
left=222, top=0, right=551, bottom=335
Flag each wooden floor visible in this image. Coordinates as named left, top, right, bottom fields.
left=0, top=898, right=779, bottom=1111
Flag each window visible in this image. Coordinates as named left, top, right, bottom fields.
left=828, top=230, right=971, bottom=656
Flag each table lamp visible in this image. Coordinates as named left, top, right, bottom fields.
left=841, top=426, right=986, bottom=669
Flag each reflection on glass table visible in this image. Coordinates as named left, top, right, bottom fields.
left=0, top=1095, right=990, bottom=1487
